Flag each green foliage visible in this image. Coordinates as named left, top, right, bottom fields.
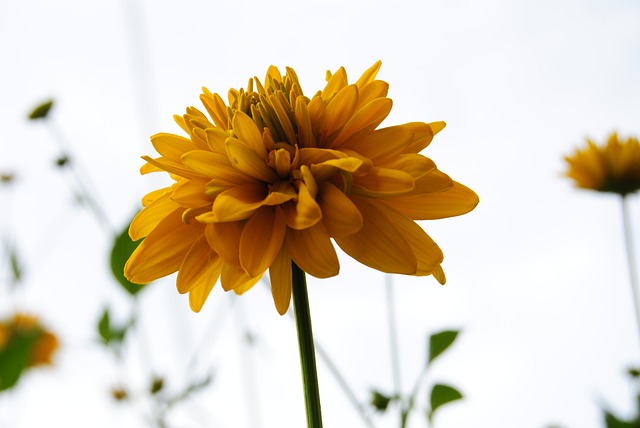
left=28, top=99, right=54, bottom=120
left=370, top=389, right=394, bottom=412
left=604, top=411, right=638, bottom=428
left=0, top=329, right=40, bottom=391
left=150, top=376, right=165, bottom=395
left=55, top=155, right=70, bottom=168
left=97, top=308, right=130, bottom=350
left=8, top=246, right=22, bottom=285
left=428, top=383, right=463, bottom=422
left=110, top=219, right=146, bottom=296
left=428, top=330, right=459, bottom=366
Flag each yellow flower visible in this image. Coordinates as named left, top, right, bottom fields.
left=0, top=313, right=59, bottom=367
left=565, top=132, right=640, bottom=195
left=125, top=62, right=479, bottom=314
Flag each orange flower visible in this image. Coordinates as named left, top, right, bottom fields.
left=125, top=62, right=478, bottom=314
left=565, top=132, right=640, bottom=195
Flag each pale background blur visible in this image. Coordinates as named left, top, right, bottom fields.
left=1, top=0, right=640, bottom=427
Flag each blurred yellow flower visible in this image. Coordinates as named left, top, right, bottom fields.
left=565, top=133, right=640, bottom=195
left=125, top=62, right=479, bottom=314
left=0, top=313, right=59, bottom=367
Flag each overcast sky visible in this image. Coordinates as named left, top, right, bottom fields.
left=2, top=0, right=640, bottom=427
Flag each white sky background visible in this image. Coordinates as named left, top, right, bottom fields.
left=1, top=0, right=640, bottom=427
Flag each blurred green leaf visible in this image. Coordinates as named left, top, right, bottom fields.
left=97, top=308, right=130, bottom=349
left=110, top=219, right=145, bottom=295
left=55, top=155, right=70, bottom=168
left=604, top=411, right=637, bottom=428
left=150, top=376, right=164, bottom=395
left=97, top=308, right=112, bottom=345
left=370, top=390, right=393, bottom=412
left=0, top=330, right=40, bottom=391
left=428, top=330, right=459, bottom=365
left=428, top=384, right=463, bottom=421
left=628, top=367, right=640, bottom=379
left=28, top=99, right=54, bottom=120
left=9, top=248, right=22, bottom=286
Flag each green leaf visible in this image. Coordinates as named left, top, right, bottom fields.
left=370, top=389, right=393, bottom=412
left=428, top=330, right=459, bottom=365
left=110, top=218, right=146, bottom=295
left=150, top=376, right=165, bottom=395
left=97, top=308, right=131, bottom=350
left=429, top=384, right=463, bottom=420
left=97, top=308, right=112, bottom=345
left=604, top=411, right=637, bottom=428
left=28, top=99, right=54, bottom=120
left=0, top=330, right=40, bottom=391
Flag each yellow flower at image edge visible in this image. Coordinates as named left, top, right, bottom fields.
left=124, top=61, right=479, bottom=314
left=565, top=132, right=640, bottom=195
left=0, top=313, right=59, bottom=367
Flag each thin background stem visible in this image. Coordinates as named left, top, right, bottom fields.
left=385, top=275, right=403, bottom=396
left=621, top=195, right=640, bottom=345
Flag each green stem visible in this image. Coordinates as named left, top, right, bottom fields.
left=291, top=262, right=323, bottom=428
left=621, top=195, right=640, bottom=344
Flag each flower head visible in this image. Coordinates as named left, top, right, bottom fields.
left=0, top=313, right=59, bottom=367
left=565, top=132, right=640, bottom=195
left=124, top=62, right=478, bottom=314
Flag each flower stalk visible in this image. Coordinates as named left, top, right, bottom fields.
left=291, top=262, right=323, bottom=428
left=621, top=195, right=640, bottom=344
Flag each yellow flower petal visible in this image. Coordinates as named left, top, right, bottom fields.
left=130, top=192, right=179, bottom=241
left=283, top=182, right=323, bottom=230
left=295, top=97, right=317, bottom=148
left=141, top=187, right=171, bottom=207
left=382, top=181, right=479, bottom=219
left=320, top=84, right=358, bottom=140
left=335, top=198, right=417, bottom=274
left=226, top=138, right=278, bottom=183
left=322, top=66, right=348, bottom=99
left=432, top=265, right=446, bottom=285
left=330, top=98, right=393, bottom=148
left=171, top=178, right=212, bottom=208
left=340, top=123, right=414, bottom=161
left=380, top=154, right=436, bottom=179
left=239, top=206, right=286, bottom=277
left=125, top=208, right=204, bottom=284
left=141, top=155, right=202, bottom=179
left=355, top=80, right=389, bottom=109
left=233, top=111, right=268, bottom=158
left=352, top=167, right=415, bottom=195
left=232, top=274, right=263, bottom=295
left=354, top=60, right=382, bottom=88
left=286, top=223, right=339, bottom=278
left=205, top=222, right=242, bottom=266
left=220, top=262, right=261, bottom=292
left=368, top=199, right=443, bottom=275
left=182, top=150, right=257, bottom=185
left=429, top=121, right=446, bottom=136
left=199, top=90, right=229, bottom=130
left=150, top=133, right=198, bottom=162
left=269, top=247, right=292, bottom=315
left=189, top=281, right=215, bottom=313
left=212, top=183, right=267, bottom=221
left=409, top=169, right=454, bottom=196
left=205, top=127, right=228, bottom=154
left=176, top=235, right=222, bottom=294
left=317, top=182, right=363, bottom=237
